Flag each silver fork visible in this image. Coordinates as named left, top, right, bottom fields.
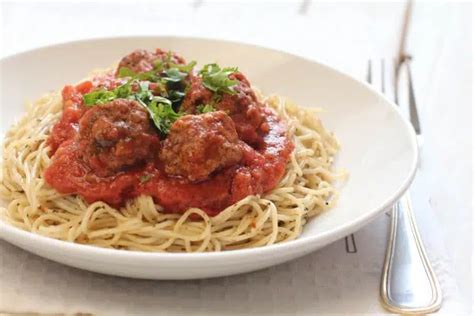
left=368, top=58, right=442, bottom=314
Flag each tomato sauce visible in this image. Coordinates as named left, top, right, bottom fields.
left=44, top=57, right=294, bottom=216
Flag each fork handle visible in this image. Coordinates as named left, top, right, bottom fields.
left=380, top=192, right=442, bottom=314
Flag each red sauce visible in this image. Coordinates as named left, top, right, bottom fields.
left=44, top=52, right=294, bottom=216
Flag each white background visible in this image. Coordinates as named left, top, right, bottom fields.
left=0, top=0, right=472, bottom=314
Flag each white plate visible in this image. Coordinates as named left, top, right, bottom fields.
left=0, top=37, right=418, bottom=279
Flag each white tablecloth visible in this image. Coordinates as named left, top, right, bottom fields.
left=0, top=1, right=471, bottom=314
left=0, top=198, right=467, bottom=315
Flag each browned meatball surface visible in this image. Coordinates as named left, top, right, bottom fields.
left=154, top=48, right=186, bottom=65
left=160, top=111, right=242, bottom=182
left=180, top=72, right=267, bottom=145
left=116, top=49, right=186, bottom=75
left=217, top=73, right=266, bottom=145
left=180, top=74, right=214, bottom=113
left=116, top=49, right=157, bottom=74
left=79, top=99, right=160, bottom=173
left=213, top=73, right=259, bottom=115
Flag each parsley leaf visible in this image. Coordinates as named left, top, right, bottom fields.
left=132, top=79, right=184, bottom=136
left=118, top=67, right=137, bottom=78
left=117, top=67, right=159, bottom=81
left=83, top=89, right=116, bottom=106
left=133, top=85, right=180, bottom=135
left=83, top=79, right=134, bottom=106
left=197, top=104, right=215, bottom=114
left=139, top=70, right=160, bottom=81
left=140, top=174, right=152, bottom=184
left=165, top=51, right=173, bottom=64
left=139, top=81, right=150, bottom=92
left=133, top=82, right=153, bottom=103
left=156, top=51, right=193, bottom=69
left=162, top=68, right=187, bottom=83
left=85, top=55, right=193, bottom=135
left=82, top=80, right=181, bottom=135
left=198, top=63, right=238, bottom=95
left=147, top=100, right=182, bottom=136
left=170, top=60, right=197, bottom=73
left=114, top=80, right=132, bottom=98
left=168, top=90, right=186, bottom=104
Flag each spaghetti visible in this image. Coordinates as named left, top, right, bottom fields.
left=0, top=72, right=341, bottom=253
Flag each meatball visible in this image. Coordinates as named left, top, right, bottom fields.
left=154, top=48, right=186, bottom=65
left=222, top=74, right=261, bottom=115
left=160, top=111, right=242, bottom=182
left=116, top=48, right=186, bottom=75
left=217, top=73, right=266, bottom=145
left=180, top=74, right=213, bottom=113
left=79, top=99, right=159, bottom=173
left=116, top=49, right=156, bottom=74
left=180, top=71, right=266, bottom=145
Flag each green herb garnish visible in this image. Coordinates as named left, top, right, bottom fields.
left=197, top=104, right=215, bottom=114
left=162, top=68, right=187, bottom=83
left=83, top=80, right=133, bottom=106
left=170, top=61, right=197, bottom=73
left=83, top=89, right=116, bottom=106
left=118, top=67, right=160, bottom=81
left=198, top=63, right=238, bottom=95
left=114, top=80, right=132, bottom=98
left=83, top=54, right=196, bottom=136
left=147, top=100, right=182, bottom=136
left=140, top=174, right=152, bottom=184
left=168, top=90, right=186, bottom=103
left=82, top=80, right=182, bottom=136
left=134, top=85, right=183, bottom=136
left=117, top=67, right=137, bottom=78
left=153, top=58, right=193, bottom=74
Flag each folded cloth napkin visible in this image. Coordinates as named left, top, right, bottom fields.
left=0, top=185, right=468, bottom=315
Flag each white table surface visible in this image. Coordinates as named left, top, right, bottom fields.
left=0, top=1, right=472, bottom=314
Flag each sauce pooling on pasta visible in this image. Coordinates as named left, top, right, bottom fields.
left=44, top=49, right=294, bottom=216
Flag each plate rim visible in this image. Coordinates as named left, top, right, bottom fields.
left=0, top=35, right=419, bottom=260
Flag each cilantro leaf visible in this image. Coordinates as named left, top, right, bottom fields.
left=198, top=63, right=239, bottom=95
left=197, top=104, right=215, bottom=114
